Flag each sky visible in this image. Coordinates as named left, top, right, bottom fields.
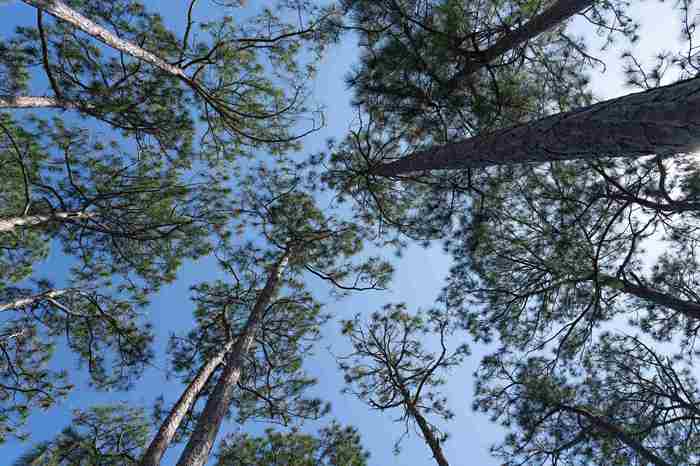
left=0, top=1, right=690, bottom=465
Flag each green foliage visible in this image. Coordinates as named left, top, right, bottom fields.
left=0, top=322, right=70, bottom=444
left=324, top=0, right=645, bottom=247
left=214, top=422, right=370, bottom=466
left=0, top=111, right=231, bottom=441
left=161, top=163, right=392, bottom=439
left=12, top=404, right=149, bottom=466
left=341, top=0, right=602, bottom=145
left=318, top=109, right=478, bottom=248
left=443, top=158, right=700, bottom=360
left=0, top=71, right=227, bottom=445
left=339, top=304, right=469, bottom=454
left=167, top=248, right=330, bottom=428
left=444, top=162, right=619, bottom=356
left=0, top=0, right=348, bottom=449
left=475, top=334, right=700, bottom=465
left=227, top=162, right=394, bottom=295
left=0, top=114, right=228, bottom=291
left=4, top=0, right=341, bottom=158
left=0, top=116, right=48, bottom=285
left=0, top=281, right=154, bottom=441
left=5, top=0, right=193, bottom=155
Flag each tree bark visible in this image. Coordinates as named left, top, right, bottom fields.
left=619, top=281, right=700, bottom=321
left=0, top=95, right=78, bottom=109
left=447, top=0, right=594, bottom=90
left=175, top=253, right=289, bottom=466
left=0, top=211, right=93, bottom=233
left=562, top=405, right=673, bottom=466
left=0, top=289, right=70, bottom=312
left=139, top=340, right=236, bottom=466
left=596, top=274, right=700, bottom=321
left=21, top=0, right=189, bottom=81
left=373, top=75, right=700, bottom=176
left=407, top=403, right=450, bottom=466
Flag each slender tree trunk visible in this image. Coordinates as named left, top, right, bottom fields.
left=407, top=403, right=450, bottom=466
left=562, top=405, right=672, bottom=466
left=0, top=95, right=78, bottom=109
left=21, top=0, right=189, bottom=81
left=175, top=253, right=289, bottom=466
left=0, top=211, right=92, bottom=233
left=373, top=75, right=700, bottom=176
left=448, top=0, right=594, bottom=89
left=139, top=340, right=236, bottom=466
left=0, top=289, right=71, bottom=312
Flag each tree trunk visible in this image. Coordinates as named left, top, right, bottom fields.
left=619, top=280, right=700, bottom=321
left=175, top=253, right=289, bottom=466
left=596, top=274, right=700, bottom=321
left=447, top=0, right=594, bottom=89
left=139, top=340, right=236, bottom=466
left=563, top=405, right=672, bottom=466
left=0, top=289, right=70, bottom=312
left=373, top=75, right=700, bottom=176
left=407, top=403, right=450, bottom=466
left=0, top=95, right=78, bottom=109
left=21, top=0, right=189, bottom=81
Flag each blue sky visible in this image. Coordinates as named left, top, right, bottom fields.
left=0, top=1, right=687, bottom=465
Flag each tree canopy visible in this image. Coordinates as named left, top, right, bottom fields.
left=5, top=1, right=700, bottom=466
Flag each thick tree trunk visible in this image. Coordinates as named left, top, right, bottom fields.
left=448, top=0, right=594, bottom=89
left=373, top=75, right=700, bottom=176
left=562, top=405, right=672, bottom=466
left=596, top=274, right=700, bottom=321
left=175, top=253, right=289, bottom=466
left=0, top=95, right=78, bottom=109
left=0, top=289, right=70, bottom=312
left=0, top=211, right=92, bottom=233
left=616, top=196, right=700, bottom=213
left=408, top=403, right=450, bottom=466
left=139, top=340, right=236, bottom=466
left=619, top=281, right=700, bottom=321
left=21, top=0, right=189, bottom=81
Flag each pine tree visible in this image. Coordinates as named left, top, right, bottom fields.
left=139, top=163, right=391, bottom=466
left=371, top=73, right=700, bottom=175
left=0, top=280, right=153, bottom=442
left=9, top=0, right=340, bottom=155
left=15, top=405, right=369, bottom=466
left=475, top=334, right=700, bottom=465
left=338, top=304, right=469, bottom=466
left=214, top=422, right=370, bottom=466
left=12, top=404, right=150, bottom=466
left=443, top=160, right=700, bottom=360
left=342, top=0, right=632, bottom=144
left=0, top=113, right=230, bottom=440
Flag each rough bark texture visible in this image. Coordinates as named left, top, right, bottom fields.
left=175, top=254, right=289, bottom=466
left=0, top=289, right=70, bottom=312
left=0, top=95, right=77, bottom=109
left=407, top=402, right=450, bottom=466
left=21, top=0, right=189, bottom=80
left=562, top=405, right=673, bottom=466
left=619, top=281, right=700, bottom=321
left=374, top=75, right=700, bottom=176
left=139, top=340, right=236, bottom=466
left=448, top=0, right=594, bottom=89
left=0, top=211, right=92, bottom=233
